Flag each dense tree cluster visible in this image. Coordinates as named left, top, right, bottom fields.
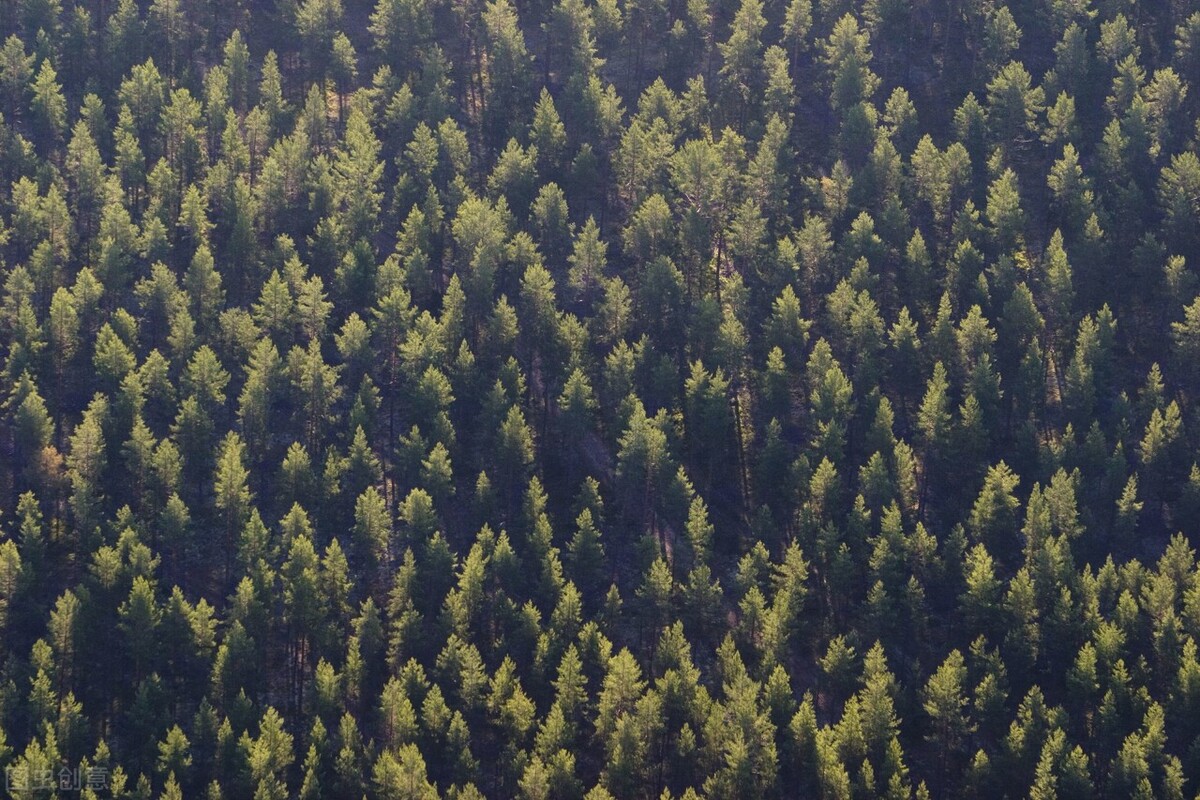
left=3, top=0, right=1200, bottom=797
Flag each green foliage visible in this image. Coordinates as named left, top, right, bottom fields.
left=2, top=2, right=1200, bottom=798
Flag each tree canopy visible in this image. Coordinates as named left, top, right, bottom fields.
left=2, top=0, right=1200, bottom=798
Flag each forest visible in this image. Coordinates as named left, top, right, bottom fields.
left=3, top=0, right=1200, bottom=796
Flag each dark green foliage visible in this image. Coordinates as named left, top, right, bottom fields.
left=4, top=1, right=1200, bottom=798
